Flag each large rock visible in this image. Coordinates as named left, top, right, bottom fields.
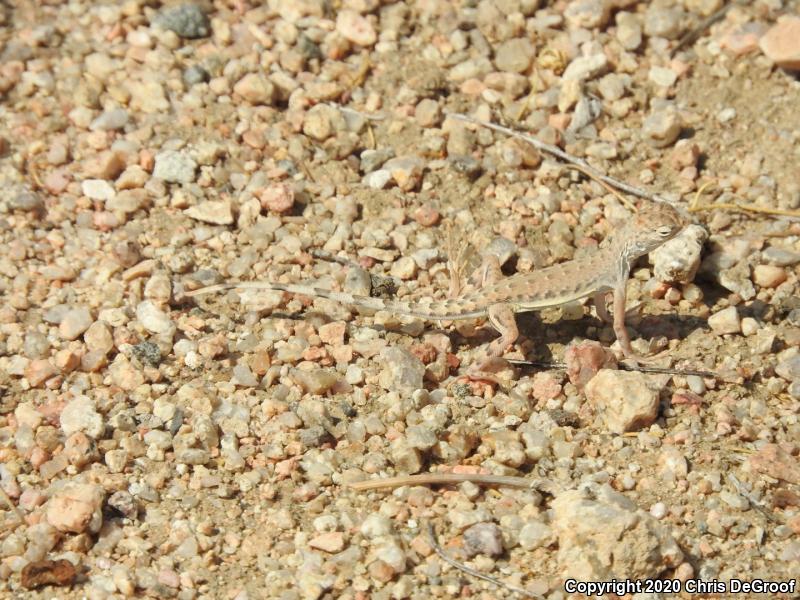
left=552, top=483, right=683, bottom=580
left=378, top=347, right=425, bottom=394
left=46, top=483, right=105, bottom=534
left=759, top=16, right=800, bottom=70
left=585, top=370, right=661, bottom=434
left=651, top=224, right=707, bottom=283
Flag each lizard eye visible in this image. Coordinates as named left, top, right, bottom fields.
left=657, top=226, right=673, bottom=237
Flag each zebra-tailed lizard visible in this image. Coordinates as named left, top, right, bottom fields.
left=186, top=201, right=686, bottom=366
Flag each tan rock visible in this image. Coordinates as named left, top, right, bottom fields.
left=749, top=444, right=800, bottom=484
left=25, top=359, right=59, bottom=388
left=184, top=201, right=233, bottom=225
left=84, top=321, right=114, bottom=354
left=233, top=73, right=276, bottom=105
left=708, top=306, right=741, bottom=335
left=308, top=532, right=346, bottom=553
left=753, top=264, right=787, bottom=289
left=46, top=483, right=105, bottom=534
left=336, top=10, right=376, bottom=46
left=318, top=321, right=346, bottom=346
left=565, top=341, right=617, bottom=389
left=759, top=16, right=800, bottom=70
left=585, top=369, right=661, bottom=434
left=257, top=183, right=294, bottom=214
left=83, top=151, right=126, bottom=180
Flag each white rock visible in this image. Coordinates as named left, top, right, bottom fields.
left=649, top=66, right=677, bottom=87
left=360, top=514, right=394, bottom=538
left=15, top=402, right=43, bottom=430
left=650, top=502, right=667, bottom=519
left=651, top=224, right=708, bottom=283
left=136, top=300, right=173, bottom=334
left=153, top=150, right=197, bottom=184
left=363, top=169, right=391, bottom=189
left=82, top=179, right=116, bottom=201
left=378, top=347, right=425, bottom=394
left=518, top=521, right=555, bottom=550
left=390, top=256, right=417, bottom=280
left=562, top=54, right=608, bottom=81
left=60, top=395, right=104, bottom=438
left=740, top=317, right=759, bottom=337
left=643, top=106, right=682, bottom=147
left=59, top=307, right=93, bottom=340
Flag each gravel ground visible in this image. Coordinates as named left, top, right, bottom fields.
left=1, top=1, right=800, bottom=598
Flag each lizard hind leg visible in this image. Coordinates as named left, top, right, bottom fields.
left=473, top=302, right=519, bottom=370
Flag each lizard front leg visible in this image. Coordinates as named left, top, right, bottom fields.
left=612, top=283, right=635, bottom=358
left=612, top=281, right=665, bottom=364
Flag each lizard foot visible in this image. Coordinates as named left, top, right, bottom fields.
left=453, top=357, right=516, bottom=392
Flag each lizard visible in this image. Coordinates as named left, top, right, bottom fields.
left=185, top=201, right=686, bottom=366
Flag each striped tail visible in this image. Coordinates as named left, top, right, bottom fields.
left=185, top=281, right=488, bottom=321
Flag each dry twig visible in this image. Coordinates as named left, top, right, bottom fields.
left=689, top=182, right=800, bottom=219
left=309, top=248, right=360, bottom=269
left=426, top=522, right=543, bottom=599
left=506, top=359, right=717, bottom=379
left=566, top=164, right=636, bottom=210
left=347, top=472, right=535, bottom=491
left=671, top=1, right=735, bottom=56
left=448, top=113, right=668, bottom=204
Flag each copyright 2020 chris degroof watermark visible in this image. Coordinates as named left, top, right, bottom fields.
left=564, top=577, right=797, bottom=597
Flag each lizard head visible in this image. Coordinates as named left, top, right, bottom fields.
left=619, top=201, right=686, bottom=261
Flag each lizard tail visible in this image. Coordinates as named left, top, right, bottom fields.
left=185, top=281, right=487, bottom=321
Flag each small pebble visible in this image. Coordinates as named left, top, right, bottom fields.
left=59, top=307, right=93, bottom=341
left=644, top=6, right=684, bottom=40
left=153, top=150, right=197, bottom=184
left=89, top=108, right=128, bottom=131
left=233, top=73, right=276, bottom=105
left=82, top=179, right=115, bottom=201
left=463, top=523, right=504, bottom=557
left=643, top=106, right=682, bottom=147
left=752, top=264, right=787, bottom=289
left=257, top=183, right=295, bottom=214
left=494, top=38, right=535, bottom=73
left=708, top=306, right=741, bottom=335
left=184, top=200, right=234, bottom=225
left=155, top=3, right=210, bottom=39
left=336, top=10, right=376, bottom=46
left=649, top=66, right=677, bottom=88
left=650, top=502, right=667, bottom=519
left=135, top=300, right=174, bottom=334
left=562, top=54, right=608, bottom=81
